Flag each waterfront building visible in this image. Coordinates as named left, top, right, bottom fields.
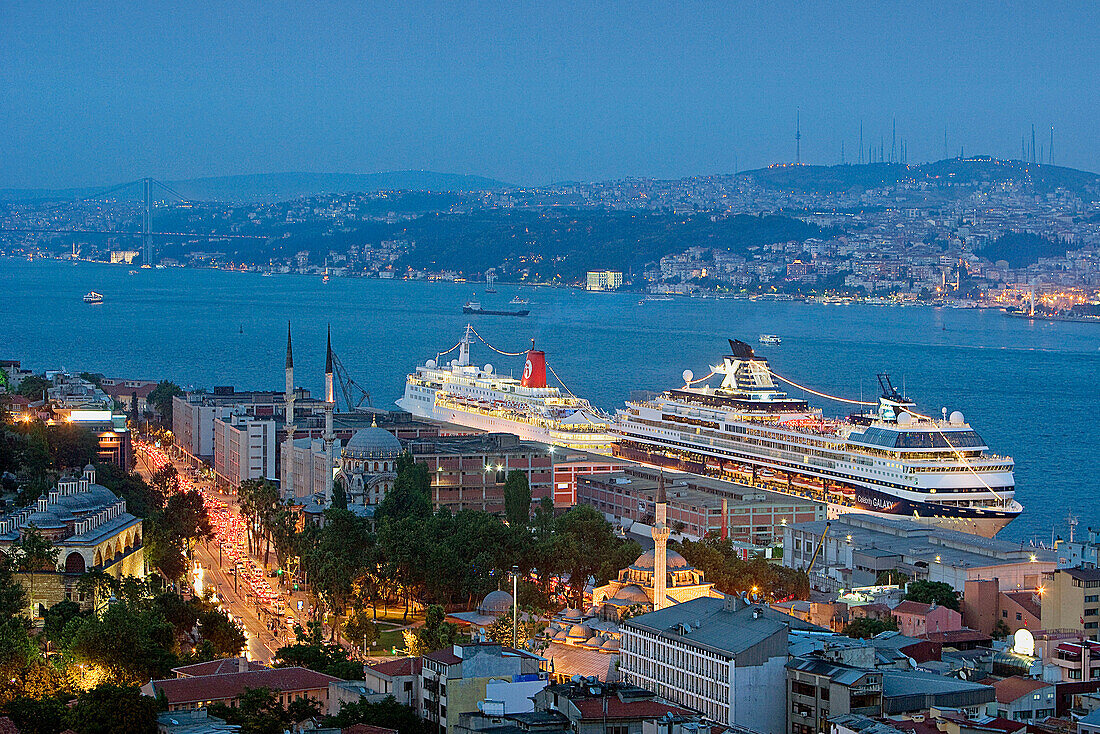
left=0, top=465, right=143, bottom=617
left=579, top=466, right=824, bottom=543
left=1041, top=568, right=1100, bottom=638
left=619, top=595, right=822, bottom=732
left=586, top=270, right=623, bottom=291
left=549, top=449, right=629, bottom=507
left=212, top=413, right=277, bottom=489
left=42, top=372, right=132, bottom=467
left=408, top=432, right=552, bottom=513
left=784, top=514, right=1056, bottom=593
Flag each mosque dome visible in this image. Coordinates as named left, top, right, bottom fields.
left=601, top=638, right=620, bottom=651
left=478, top=590, right=514, bottom=616
left=562, top=608, right=582, bottom=622
left=611, top=584, right=651, bottom=605
left=342, top=425, right=401, bottom=460
left=631, top=549, right=690, bottom=571
left=567, top=624, right=590, bottom=639
left=23, top=510, right=64, bottom=530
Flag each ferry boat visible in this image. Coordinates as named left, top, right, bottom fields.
left=759, top=334, right=781, bottom=345
left=83, top=291, right=104, bottom=304
left=397, top=326, right=616, bottom=452
left=613, top=339, right=1021, bottom=537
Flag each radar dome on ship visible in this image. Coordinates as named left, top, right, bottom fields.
left=896, top=411, right=912, bottom=426
left=450, top=359, right=458, bottom=368
left=950, top=410, right=964, bottom=425
left=682, top=369, right=694, bottom=383
left=426, top=359, right=437, bottom=369
left=485, top=364, right=493, bottom=375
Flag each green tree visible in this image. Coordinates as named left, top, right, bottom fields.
left=322, top=695, right=432, bottom=734
left=273, top=622, right=364, bottom=680
left=485, top=608, right=545, bottom=651
left=552, top=505, right=628, bottom=608
left=904, top=580, right=959, bottom=611
left=992, top=619, right=1011, bottom=640
left=149, top=464, right=180, bottom=497
left=209, top=686, right=321, bottom=734
left=874, top=569, right=910, bottom=586
left=146, top=489, right=212, bottom=583
left=67, top=599, right=178, bottom=683
left=403, top=604, right=457, bottom=656
left=343, top=607, right=379, bottom=652
left=303, top=509, right=372, bottom=642
left=376, top=452, right=432, bottom=521
left=147, top=380, right=184, bottom=425
left=842, top=616, right=898, bottom=639
left=94, top=462, right=164, bottom=518
left=12, top=528, right=60, bottom=617
left=15, top=375, right=50, bottom=401
left=3, top=695, right=68, bottom=734
left=64, top=684, right=159, bottom=734
left=46, top=423, right=101, bottom=470
left=332, top=477, right=348, bottom=510
left=43, top=599, right=86, bottom=650
left=503, top=470, right=531, bottom=528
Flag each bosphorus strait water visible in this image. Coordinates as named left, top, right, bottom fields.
left=2, top=258, right=1098, bottom=543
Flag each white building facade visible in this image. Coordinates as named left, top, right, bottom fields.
left=213, top=414, right=276, bottom=488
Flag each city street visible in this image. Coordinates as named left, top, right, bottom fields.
left=135, top=442, right=302, bottom=664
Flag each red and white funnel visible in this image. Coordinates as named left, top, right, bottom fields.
left=522, top=350, right=547, bottom=388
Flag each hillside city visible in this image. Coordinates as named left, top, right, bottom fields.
left=3, top=158, right=1100, bottom=317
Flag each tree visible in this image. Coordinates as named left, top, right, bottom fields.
left=64, top=684, right=159, bottom=734
left=149, top=464, right=180, bottom=497
left=304, top=509, right=372, bottom=642
left=992, top=619, right=1011, bottom=640
left=46, top=423, right=101, bottom=470
left=904, top=580, right=959, bottom=611
left=503, top=470, right=531, bottom=528
left=343, top=607, right=379, bottom=652
left=552, top=505, right=629, bottom=608
left=146, top=489, right=212, bottom=582
left=376, top=452, right=432, bottom=521
left=3, top=695, right=68, bottom=734
left=12, top=528, right=60, bottom=617
left=94, top=462, right=164, bottom=518
left=148, top=380, right=184, bottom=425
left=332, top=477, right=348, bottom=510
left=273, top=622, right=364, bottom=680
left=15, top=375, right=50, bottom=401
left=322, top=695, right=433, bottom=734
left=403, top=604, right=457, bottom=656
left=209, top=686, right=321, bottom=734
left=43, top=599, right=86, bottom=650
left=67, top=598, right=178, bottom=683
left=874, top=569, right=910, bottom=586
left=485, top=608, right=545, bottom=651
left=842, top=616, right=898, bottom=639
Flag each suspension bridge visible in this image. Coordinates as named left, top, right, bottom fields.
left=0, top=177, right=270, bottom=264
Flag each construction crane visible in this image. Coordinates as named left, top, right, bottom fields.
left=806, top=521, right=831, bottom=575
left=329, top=349, right=372, bottom=411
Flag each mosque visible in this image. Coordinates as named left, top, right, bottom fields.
left=283, top=325, right=404, bottom=520
left=590, top=546, right=720, bottom=621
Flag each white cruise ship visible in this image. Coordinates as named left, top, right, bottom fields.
left=614, top=339, right=1022, bottom=537
left=397, top=326, right=616, bottom=453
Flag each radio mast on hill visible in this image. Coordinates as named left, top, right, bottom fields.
left=795, top=110, right=801, bottom=164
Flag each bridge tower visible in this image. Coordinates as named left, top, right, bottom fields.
left=142, top=177, right=153, bottom=265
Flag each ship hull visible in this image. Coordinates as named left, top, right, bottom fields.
left=614, top=441, right=1019, bottom=538
left=462, top=307, right=529, bottom=317
left=397, top=395, right=616, bottom=454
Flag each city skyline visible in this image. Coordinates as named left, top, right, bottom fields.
left=2, top=2, right=1099, bottom=188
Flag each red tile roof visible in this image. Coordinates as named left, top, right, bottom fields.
left=148, top=666, right=340, bottom=705
left=172, top=657, right=269, bottom=677
left=921, top=629, right=991, bottom=644
left=573, top=698, right=692, bottom=721
left=991, top=676, right=1050, bottom=704
left=893, top=600, right=933, bottom=616
left=367, top=657, right=422, bottom=677
left=1004, top=591, right=1041, bottom=619
left=422, top=649, right=462, bottom=665
left=343, top=726, right=399, bottom=734
left=0, top=716, right=18, bottom=734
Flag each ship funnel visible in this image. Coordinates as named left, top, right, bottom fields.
left=522, top=350, right=547, bottom=388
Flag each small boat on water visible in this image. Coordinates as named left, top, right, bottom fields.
left=83, top=291, right=104, bottom=304
left=462, top=300, right=529, bottom=317
left=639, top=295, right=674, bottom=304
left=759, top=334, right=781, bottom=345
left=509, top=295, right=529, bottom=306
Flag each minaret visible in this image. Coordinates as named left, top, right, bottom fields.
left=323, top=326, right=336, bottom=504
left=652, top=471, right=670, bottom=610
left=283, top=322, right=295, bottom=499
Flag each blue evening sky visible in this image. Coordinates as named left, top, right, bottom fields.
left=2, top=2, right=1097, bottom=188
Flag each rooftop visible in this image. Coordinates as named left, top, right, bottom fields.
left=144, top=666, right=341, bottom=705
left=367, top=657, right=422, bottom=678
left=988, top=676, right=1050, bottom=704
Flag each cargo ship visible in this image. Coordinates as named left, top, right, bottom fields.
left=397, top=326, right=615, bottom=452
left=613, top=339, right=1021, bottom=537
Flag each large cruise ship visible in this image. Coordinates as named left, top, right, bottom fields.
left=614, top=340, right=1022, bottom=537
left=397, top=326, right=616, bottom=452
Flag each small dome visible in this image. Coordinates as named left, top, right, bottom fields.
left=23, top=511, right=64, bottom=530
left=342, top=426, right=401, bottom=460
left=632, top=549, right=691, bottom=571
left=584, top=636, right=602, bottom=647
left=478, top=590, right=514, bottom=616
left=601, top=638, right=620, bottom=651
left=611, top=584, right=651, bottom=604
left=567, top=624, right=589, bottom=639
left=562, top=608, right=582, bottom=621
